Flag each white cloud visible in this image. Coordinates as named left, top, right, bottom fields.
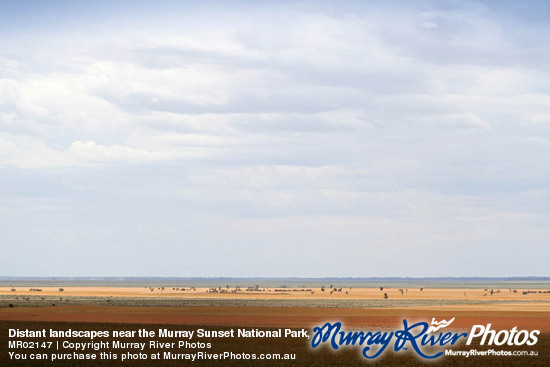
left=420, top=21, right=438, bottom=29
left=67, top=140, right=152, bottom=161
left=411, top=113, right=492, bottom=131
left=1, top=1, right=549, bottom=276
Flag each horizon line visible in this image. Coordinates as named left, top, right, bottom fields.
left=2, top=276, right=549, bottom=280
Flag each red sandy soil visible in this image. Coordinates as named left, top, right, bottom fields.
left=1, top=304, right=549, bottom=332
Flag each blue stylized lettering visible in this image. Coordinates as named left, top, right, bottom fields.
left=423, top=331, right=467, bottom=346
left=361, top=331, right=394, bottom=359
left=311, top=322, right=341, bottom=349
left=311, top=319, right=468, bottom=360
left=394, top=320, right=442, bottom=359
left=340, top=330, right=371, bottom=346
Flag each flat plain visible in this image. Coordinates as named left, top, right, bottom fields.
left=1, top=283, right=549, bottom=366
left=1, top=286, right=549, bottom=331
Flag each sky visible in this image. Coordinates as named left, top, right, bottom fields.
left=0, top=1, right=549, bottom=277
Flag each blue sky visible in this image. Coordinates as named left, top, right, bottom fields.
left=0, top=1, right=549, bottom=276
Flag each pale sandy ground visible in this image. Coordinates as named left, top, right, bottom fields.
left=1, top=286, right=549, bottom=332
left=1, top=286, right=549, bottom=300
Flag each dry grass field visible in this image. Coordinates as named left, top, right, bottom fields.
left=1, top=286, right=549, bottom=330
left=1, top=285, right=549, bottom=366
left=1, top=286, right=549, bottom=300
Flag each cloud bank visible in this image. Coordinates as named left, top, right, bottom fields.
left=1, top=1, right=549, bottom=276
